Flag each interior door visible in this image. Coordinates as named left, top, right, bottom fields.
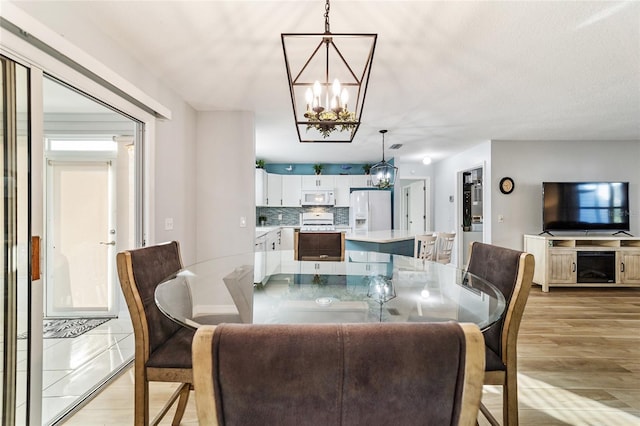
left=407, top=181, right=425, bottom=233
left=45, top=159, right=117, bottom=318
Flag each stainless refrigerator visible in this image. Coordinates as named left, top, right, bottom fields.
left=349, top=190, right=391, bottom=232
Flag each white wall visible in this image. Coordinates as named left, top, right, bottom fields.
left=432, top=142, right=491, bottom=265
left=196, top=111, right=255, bottom=261
left=154, top=99, right=198, bottom=263
left=10, top=3, right=201, bottom=263
left=491, top=140, right=640, bottom=250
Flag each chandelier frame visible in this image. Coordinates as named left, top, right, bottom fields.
left=282, top=0, right=377, bottom=143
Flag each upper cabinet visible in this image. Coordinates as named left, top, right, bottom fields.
left=282, top=175, right=302, bottom=207
left=255, top=169, right=267, bottom=206
left=267, top=173, right=282, bottom=206
left=350, top=175, right=374, bottom=188
left=256, top=170, right=374, bottom=208
left=334, top=175, right=351, bottom=207
left=302, top=175, right=335, bottom=190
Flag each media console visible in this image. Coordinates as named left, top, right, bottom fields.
left=524, top=234, right=640, bottom=292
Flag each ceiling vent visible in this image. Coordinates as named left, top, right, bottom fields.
left=389, top=144, right=403, bottom=150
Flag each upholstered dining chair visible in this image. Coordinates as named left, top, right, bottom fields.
left=117, top=241, right=194, bottom=426
left=466, top=242, right=535, bottom=426
left=414, top=234, right=438, bottom=260
left=192, top=322, right=485, bottom=426
left=435, top=232, right=456, bottom=264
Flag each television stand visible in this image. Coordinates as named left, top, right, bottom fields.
left=524, top=234, right=640, bottom=292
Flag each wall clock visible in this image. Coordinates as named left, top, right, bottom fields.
left=499, top=177, right=514, bottom=194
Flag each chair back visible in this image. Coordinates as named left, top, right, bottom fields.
left=414, top=234, right=437, bottom=260
left=435, top=232, right=456, bottom=264
left=117, top=241, right=184, bottom=359
left=466, top=242, right=534, bottom=362
left=222, top=265, right=254, bottom=323
left=193, top=322, right=485, bottom=426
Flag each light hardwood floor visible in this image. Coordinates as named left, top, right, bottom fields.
left=63, top=286, right=640, bottom=425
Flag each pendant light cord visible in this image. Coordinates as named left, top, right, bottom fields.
left=324, top=0, right=331, bottom=33
left=380, top=129, right=387, bottom=161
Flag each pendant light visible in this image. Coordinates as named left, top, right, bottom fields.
left=281, top=0, right=377, bottom=143
left=370, top=130, right=398, bottom=189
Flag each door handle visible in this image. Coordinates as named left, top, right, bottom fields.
left=100, top=241, right=116, bottom=246
left=32, top=236, right=41, bottom=280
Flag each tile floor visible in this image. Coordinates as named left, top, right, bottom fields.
left=15, top=313, right=134, bottom=425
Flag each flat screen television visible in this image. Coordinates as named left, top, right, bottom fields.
left=542, top=182, right=630, bottom=232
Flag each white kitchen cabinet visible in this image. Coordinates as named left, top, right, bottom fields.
left=347, top=251, right=390, bottom=276
left=334, top=175, right=351, bottom=207
left=266, top=229, right=282, bottom=278
left=350, top=175, right=374, bottom=188
left=299, top=261, right=335, bottom=275
left=254, top=235, right=267, bottom=283
left=282, top=175, right=302, bottom=207
left=267, top=173, right=282, bottom=206
left=302, top=175, right=335, bottom=190
left=280, top=227, right=295, bottom=250
left=255, top=169, right=267, bottom=206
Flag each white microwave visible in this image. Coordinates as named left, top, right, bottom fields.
left=301, top=190, right=335, bottom=206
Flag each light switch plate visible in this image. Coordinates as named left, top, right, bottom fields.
left=240, top=216, right=247, bottom=227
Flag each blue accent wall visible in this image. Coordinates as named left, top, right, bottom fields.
left=262, top=163, right=371, bottom=175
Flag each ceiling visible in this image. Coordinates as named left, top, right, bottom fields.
left=13, top=0, right=640, bottom=164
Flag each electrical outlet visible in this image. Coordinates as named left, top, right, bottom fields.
left=278, top=214, right=283, bottom=221
left=164, top=218, right=173, bottom=230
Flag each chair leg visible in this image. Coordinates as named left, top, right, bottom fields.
left=504, top=371, right=519, bottom=426
left=171, top=383, right=191, bottom=426
left=134, top=375, right=149, bottom=426
left=151, top=382, right=191, bottom=426
left=479, top=402, right=500, bottom=426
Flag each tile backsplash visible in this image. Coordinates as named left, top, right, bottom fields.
left=256, top=207, right=349, bottom=227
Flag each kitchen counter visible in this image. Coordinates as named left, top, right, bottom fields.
left=345, top=230, right=420, bottom=256
left=345, top=229, right=420, bottom=243
left=255, top=226, right=280, bottom=239
left=255, top=225, right=302, bottom=239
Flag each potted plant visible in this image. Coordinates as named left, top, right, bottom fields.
left=255, top=159, right=265, bottom=169
left=362, top=164, right=372, bottom=175
left=313, top=164, right=324, bottom=175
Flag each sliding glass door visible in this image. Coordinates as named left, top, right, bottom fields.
left=2, top=55, right=31, bottom=426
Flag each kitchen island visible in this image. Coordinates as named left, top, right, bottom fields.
left=345, top=230, right=419, bottom=256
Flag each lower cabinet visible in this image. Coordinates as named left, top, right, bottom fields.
left=280, top=228, right=295, bottom=250
left=548, top=251, right=576, bottom=284
left=619, top=251, right=640, bottom=284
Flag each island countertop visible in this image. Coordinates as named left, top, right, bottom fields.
left=345, top=229, right=420, bottom=243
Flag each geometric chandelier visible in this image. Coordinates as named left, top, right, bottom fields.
left=370, top=129, right=398, bottom=189
left=281, top=0, right=377, bottom=143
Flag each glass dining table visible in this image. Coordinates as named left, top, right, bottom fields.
left=155, top=250, right=505, bottom=331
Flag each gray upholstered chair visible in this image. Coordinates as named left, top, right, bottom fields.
left=192, top=322, right=485, bottom=426
left=414, top=234, right=437, bottom=260
left=117, top=241, right=193, bottom=426
left=466, top=242, right=535, bottom=426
